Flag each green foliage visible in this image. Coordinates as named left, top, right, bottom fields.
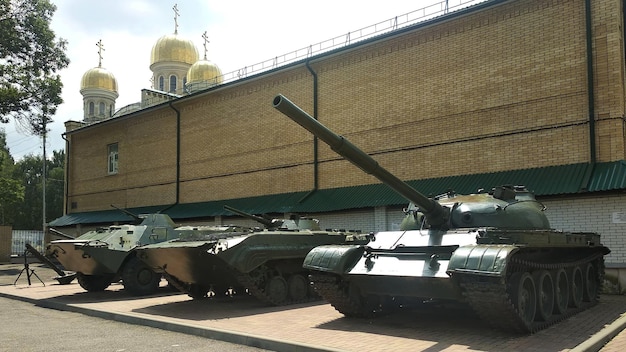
left=0, top=0, right=69, bottom=135
left=0, top=129, right=64, bottom=228
left=0, top=129, right=23, bottom=224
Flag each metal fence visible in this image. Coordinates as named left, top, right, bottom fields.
left=11, top=230, right=45, bottom=256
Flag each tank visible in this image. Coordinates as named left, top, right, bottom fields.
left=273, top=94, right=610, bottom=333
left=46, top=208, right=243, bottom=296
left=135, top=206, right=370, bottom=304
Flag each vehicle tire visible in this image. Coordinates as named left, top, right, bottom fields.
left=121, top=256, right=161, bottom=296
left=77, top=272, right=113, bottom=292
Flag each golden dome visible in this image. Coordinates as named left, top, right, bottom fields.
left=150, top=34, right=199, bottom=66
left=187, top=59, right=223, bottom=84
left=80, top=66, right=118, bottom=92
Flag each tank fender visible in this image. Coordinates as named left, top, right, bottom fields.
left=447, top=244, right=519, bottom=277
left=303, top=245, right=365, bottom=274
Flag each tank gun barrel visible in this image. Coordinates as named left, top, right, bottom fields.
left=224, top=205, right=275, bottom=228
left=273, top=94, right=448, bottom=228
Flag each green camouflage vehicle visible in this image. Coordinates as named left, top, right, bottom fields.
left=47, top=209, right=244, bottom=296
left=136, top=206, right=369, bottom=305
left=274, top=94, right=610, bottom=333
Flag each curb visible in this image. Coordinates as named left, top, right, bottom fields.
left=571, top=313, right=626, bottom=352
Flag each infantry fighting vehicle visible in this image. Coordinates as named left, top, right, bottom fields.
left=273, top=94, right=610, bottom=333
left=47, top=208, right=243, bottom=296
left=136, top=206, right=369, bottom=305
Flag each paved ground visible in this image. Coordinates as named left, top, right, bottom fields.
left=2, top=262, right=626, bottom=352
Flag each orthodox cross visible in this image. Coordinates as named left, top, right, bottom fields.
left=202, top=31, right=209, bottom=60
left=173, top=4, right=179, bottom=34
left=96, top=39, right=104, bottom=67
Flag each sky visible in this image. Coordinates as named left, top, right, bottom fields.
left=3, top=0, right=481, bottom=160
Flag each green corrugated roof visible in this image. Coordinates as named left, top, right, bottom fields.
left=49, top=161, right=626, bottom=227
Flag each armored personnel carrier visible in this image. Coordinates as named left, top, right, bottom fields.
left=136, top=206, right=369, bottom=305
left=47, top=209, right=243, bottom=296
left=273, top=94, right=610, bottom=333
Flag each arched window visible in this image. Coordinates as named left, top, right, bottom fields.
left=169, top=75, right=177, bottom=92
left=98, top=102, right=105, bottom=116
left=88, top=102, right=95, bottom=116
left=158, top=76, right=165, bottom=91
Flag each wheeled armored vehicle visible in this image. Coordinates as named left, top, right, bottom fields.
left=47, top=209, right=244, bottom=296
left=136, top=206, right=369, bottom=305
left=273, top=94, right=610, bottom=333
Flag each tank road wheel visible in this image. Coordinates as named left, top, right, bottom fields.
left=265, top=275, right=289, bottom=305
left=583, top=263, right=599, bottom=303
left=533, top=270, right=555, bottom=321
left=76, top=272, right=113, bottom=292
left=121, top=256, right=161, bottom=296
left=552, top=268, right=569, bottom=315
left=509, top=272, right=537, bottom=327
left=287, top=274, right=309, bottom=302
left=569, top=266, right=584, bottom=308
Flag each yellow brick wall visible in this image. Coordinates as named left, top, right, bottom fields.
left=66, top=0, right=626, bottom=212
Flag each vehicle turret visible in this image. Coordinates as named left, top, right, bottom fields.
left=224, top=205, right=321, bottom=231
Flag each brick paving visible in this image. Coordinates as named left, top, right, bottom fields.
left=2, top=263, right=626, bottom=352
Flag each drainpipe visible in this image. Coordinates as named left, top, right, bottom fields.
left=166, top=101, right=181, bottom=207
left=61, top=133, right=70, bottom=215
left=585, top=0, right=596, bottom=164
left=582, top=0, right=597, bottom=191
left=299, top=59, right=319, bottom=203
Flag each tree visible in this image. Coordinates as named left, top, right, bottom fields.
left=0, top=0, right=69, bottom=135
left=0, top=128, right=24, bottom=225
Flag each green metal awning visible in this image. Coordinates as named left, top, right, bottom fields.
left=49, top=161, right=626, bottom=227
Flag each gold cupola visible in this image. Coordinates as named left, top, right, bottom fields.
left=188, top=60, right=222, bottom=83
left=185, top=31, right=223, bottom=94
left=80, top=39, right=119, bottom=123
left=150, top=33, right=199, bottom=68
left=80, top=66, right=118, bottom=92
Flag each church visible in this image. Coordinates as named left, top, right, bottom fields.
left=50, top=0, right=626, bottom=291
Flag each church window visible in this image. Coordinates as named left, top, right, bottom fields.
left=88, top=102, right=95, bottom=116
left=169, top=75, right=177, bottom=92
left=99, top=102, right=105, bottom=116
left=158, top=76, right=165, bottom=91
left=108, top=143, right=119, bottom=175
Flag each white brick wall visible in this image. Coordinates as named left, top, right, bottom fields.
left=542, top=195, right=626, bottom=266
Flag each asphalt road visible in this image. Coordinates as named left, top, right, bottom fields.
left=0, top=296, right=271, bottom=352
left=1, top=263, right=270, bottom=352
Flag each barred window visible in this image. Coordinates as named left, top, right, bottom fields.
left=108, top=143, right=119, bottom=175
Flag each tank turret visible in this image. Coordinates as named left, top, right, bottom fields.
left=224, top=205, right=321, bottom=231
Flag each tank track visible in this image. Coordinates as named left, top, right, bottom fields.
left=310, top=251, right=606, bottom=333
left=235, top=271, right=320, bottom=306
left=454, top=251, right=606, bottom=333
left=309, top=273, right=381, bottom=317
